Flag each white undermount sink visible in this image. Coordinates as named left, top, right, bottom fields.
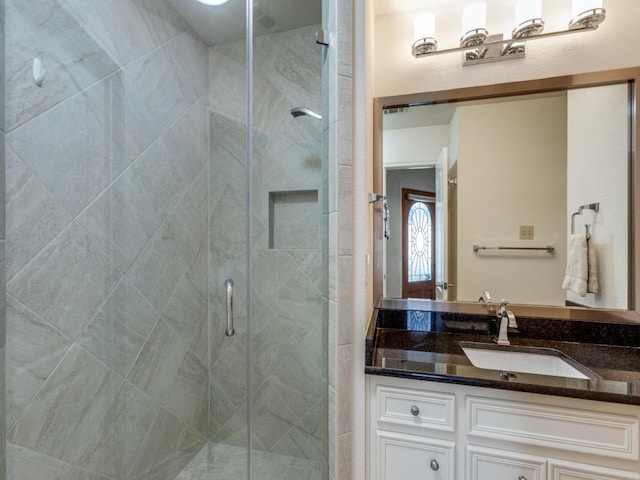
left=460, top=342, right=598, bottom=380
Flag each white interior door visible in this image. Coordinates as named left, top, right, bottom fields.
left=435, top=147, right=449, bottom=300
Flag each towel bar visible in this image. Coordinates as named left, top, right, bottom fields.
left=473, top=245, right=555, bottom=254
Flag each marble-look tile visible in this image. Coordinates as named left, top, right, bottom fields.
left=187, top=240, right=208, bottom=301
left=5, top=0, right=118, bottom=130
left=256, top=25, right=323, bottom=110
left=67, top=467, right=113, bottom=480
left=7, top=78, right=126, bottom=217
left=135, top=0, right=190, bottom=46
left=7, top=222, right=121, bottom=339
left=163, top=350, right=208, bottom=436
left=78, top=100, right=206, bottom=273
left=337, top=165, right=353, bottom=256
left=270, top=267, right=324, bottom=342
left=209, top=47, right=247, bottom=126
left=209, top=380, right=243, bottom=440
left=5, top=296, right=71, bottom=428
left=123, top=43, right=193, bottom=142
left=127, top=319, right=188, bottom=399
left=271, top=398, right=327, bottom=462
left=162, top=271, right=206, bottom=346
left=252, top=381, right=299, bottom=451
left=337, top=0, right=353, bottom=77
left=134, top=427, right=206, bottom=480
left=337, top=345, right=353, bottom=436
left=251, top=313, right=295, bottom=387
left=164, top=31, right=209, bottom=103
left=128, top=407, right=186, bottom=478
left=210, top=184, right=246, bottom=262
left=127, top=167, right=207, bottom=312
left=263, top=118, right=323, bottom=189
left=209, top=338, right=247, bottom=409
left=8, top=344, right=123, bottom=463
left=0, top=346, right=5, bottom=468
left=79, top=381, right=158, bottom=479
left=78, top=278, right=159, bottom=377
left=0, top=132, right=5, bottom=243
left=6, top=443, right=73, bottom=480
left=5, top=146, right=71, bottom=280
left=267, top=347, right=325, bottom=419
left=59, top=0, right=160, bottom=66
left=189, top=313, right=208, bottom=367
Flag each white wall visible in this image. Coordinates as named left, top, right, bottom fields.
left=383, top=125, right=449, bottom=166
left=566, top=84, right=629, bottom=309
left=455, top=96, right=568, bottom=305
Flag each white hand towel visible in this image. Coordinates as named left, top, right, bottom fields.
left=562, top=233, right=588, bottom=296
left=587, top=235, right=598, bottom=294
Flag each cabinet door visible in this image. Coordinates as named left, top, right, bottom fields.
left=377, top=430, right=455, bottom=480
left=467, top=445, right=546, bottom=480
left=548, top=458, right=640, bottom=480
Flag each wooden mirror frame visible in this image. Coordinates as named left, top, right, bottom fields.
left=372, top=67, right=640, bottom=323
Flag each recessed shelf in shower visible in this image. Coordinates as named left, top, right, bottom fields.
left=269, top=190, right=319, bottom=250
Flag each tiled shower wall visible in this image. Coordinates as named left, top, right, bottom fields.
left=4, top=1, right=210, bottom=478
left=208, top=24, right=327, bottom=464
left=0, top=0, right=6, bottom=478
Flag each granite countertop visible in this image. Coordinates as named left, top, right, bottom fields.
left=366, top=306, right=640, bottom=405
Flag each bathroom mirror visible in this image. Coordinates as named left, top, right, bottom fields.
left=372, top=67, right=640, bottom=321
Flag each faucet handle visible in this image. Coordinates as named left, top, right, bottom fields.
left=479, top=289, right=492, bottom=302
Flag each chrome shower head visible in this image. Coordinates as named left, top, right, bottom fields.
left=290, top=107, right=322, bottom=120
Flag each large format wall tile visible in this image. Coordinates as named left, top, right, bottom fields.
left=7, top=222, right=121, bottom=339
left=7, top=79, right=130, bottom=217
left=58, top=0, right=165, bottom=67
left=79, top=381, right=158, bottom=479
left=6, top=443, right=74, bottom=480
left=8, top=345, right=123, bottom=463
left=5, top=0, right=119, bottom=130
left=127, top=167, right=207, bottom=313
left=77, top=278, right=159, bottom=377
left=78, top=99, right=207, bottom=273
left=5, top=296, right=71, bottom=429
left=5, top=146, right=71, bottom=280
left=127, top=319, right=188, bottom=400
left=163, top=350, right=209, bottom=436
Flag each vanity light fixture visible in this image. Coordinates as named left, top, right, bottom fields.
left=412, top=0, right=606, bottom=66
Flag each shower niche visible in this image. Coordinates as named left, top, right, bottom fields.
left=268, top=190, right=320, bottom=250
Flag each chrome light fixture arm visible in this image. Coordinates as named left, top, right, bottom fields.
left=412, top=8, right=606, bottom=65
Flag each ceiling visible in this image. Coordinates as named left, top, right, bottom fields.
left=166, top=0, right=322, bottom=46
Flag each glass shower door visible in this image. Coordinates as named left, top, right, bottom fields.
left=2, top=0, right=327, bottom=478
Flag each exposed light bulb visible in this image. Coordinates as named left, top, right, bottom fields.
left=462, top=1, right=487, bottom=34
left=414, top=13, right=436, bottom=42
left=572, top=0, right=603, bottom=18
left=515, top=0, right=542, bottom=25
left=195, top=0, right=230, bottom=6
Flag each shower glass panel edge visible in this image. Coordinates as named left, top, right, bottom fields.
left=250, top=1, right=328, bottom=479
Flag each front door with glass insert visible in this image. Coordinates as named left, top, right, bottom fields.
left=402, top=188, right=436, bottom=299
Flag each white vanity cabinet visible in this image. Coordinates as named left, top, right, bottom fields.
left=367, top=376, right=640, bottom=480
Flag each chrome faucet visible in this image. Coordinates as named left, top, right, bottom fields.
left=479, top=289, right=495, bottom=314
left=496, top=299, right=518, bottom=346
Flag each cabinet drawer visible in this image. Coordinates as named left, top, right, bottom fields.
left=377, top=430, right=454, bottom=480
left=467, top=445, right=546, bottom=480
left=467, top=396, right=639, bottom=460
left=548, top=458, right=640, bottom=480
left=376, top=385, right=455, bottom=432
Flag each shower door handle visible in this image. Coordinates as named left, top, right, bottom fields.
left=225, top=279, right=234, bottom=337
